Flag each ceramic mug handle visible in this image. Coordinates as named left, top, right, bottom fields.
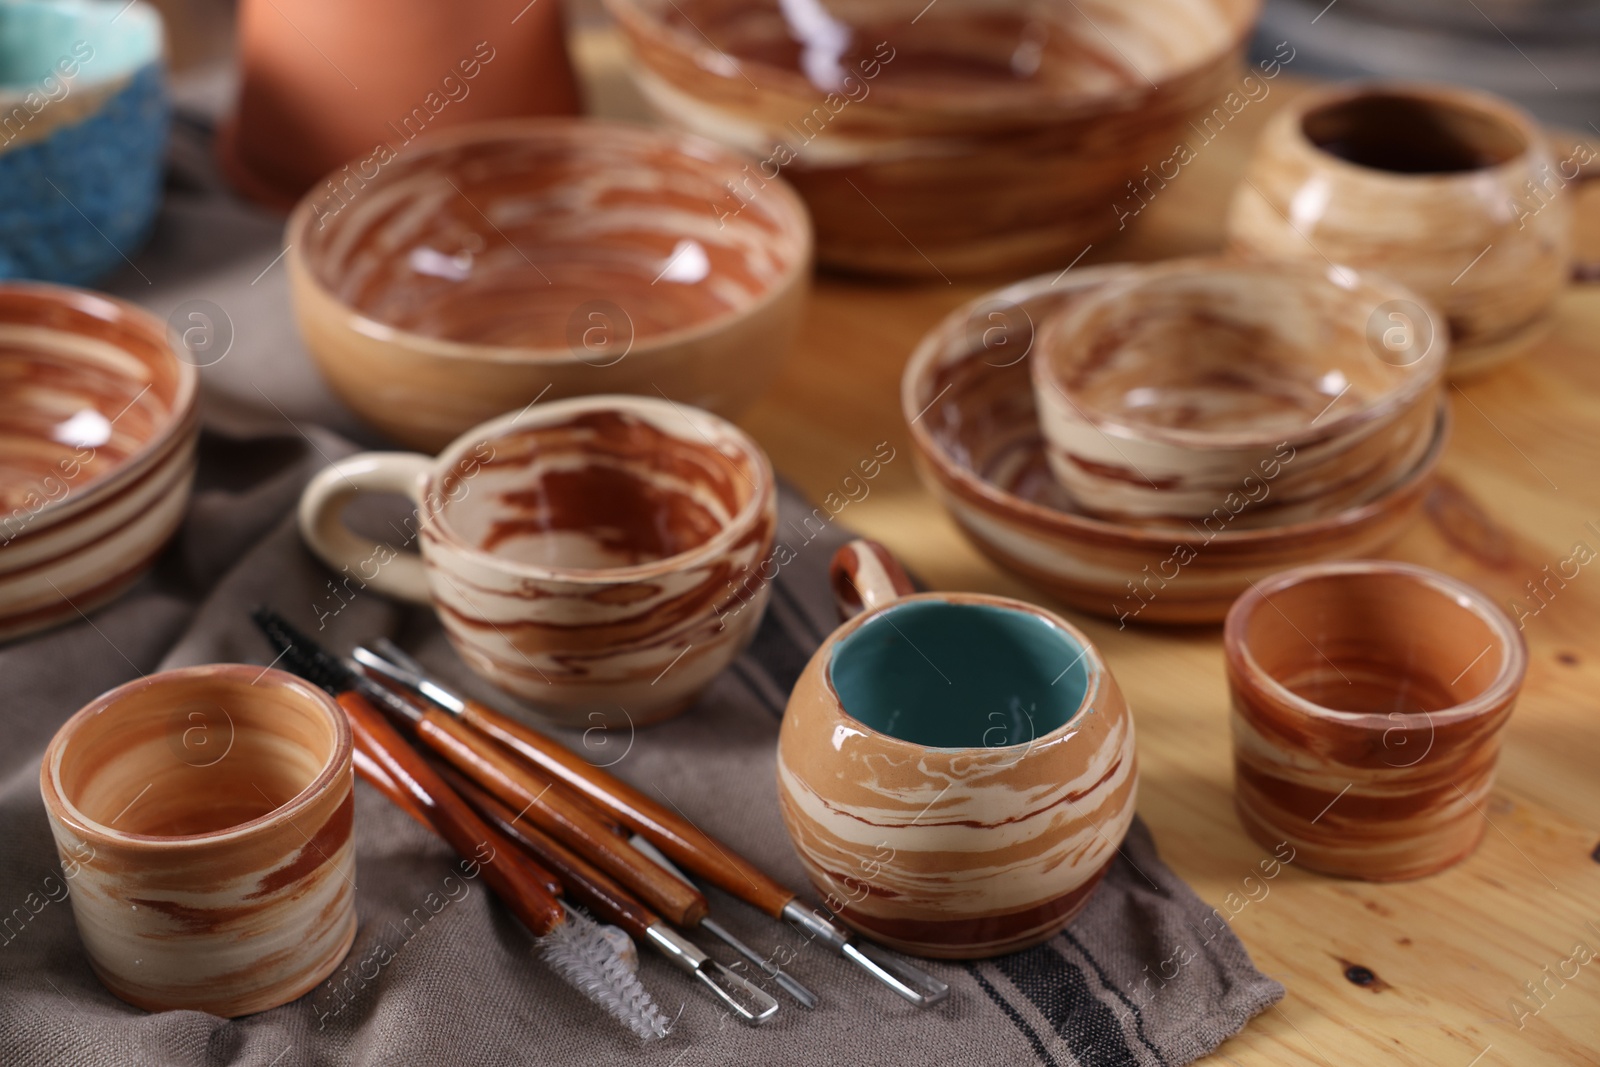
left=298, top=452, right=435, bottom=604
left=829, top=539, right=916, bottom=620
left=1556, top=133, right=1600, bottom=282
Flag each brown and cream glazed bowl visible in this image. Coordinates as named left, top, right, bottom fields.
left=39, top=665, right=357, bottom=1016
left=1225, top=562, right=1526, bottom=880
left=1031, top=258, right=1445, bottom=527
left=606, top=0, right=1260, bottom=277
left=286, top=119, right=812, bottom=452
left=0, top=284, right=199, bottom=642
left=903, top=267, right=1450, bottom=625
left=776, top=540, right=1137, bottom=959
left=299, top=394, right=777, bottom=728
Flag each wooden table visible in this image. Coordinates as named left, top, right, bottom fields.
left=578, top=32, right=1600, bottom=1066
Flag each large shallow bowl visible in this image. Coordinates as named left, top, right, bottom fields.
left=902, top=267, right=1449, bottom=625
left=0, top=284, right=198, bottom=641
left=287, top=119, right=812, bottom=452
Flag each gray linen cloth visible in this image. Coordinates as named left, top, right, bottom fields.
left=0, top=118, right=1282, bottom=1067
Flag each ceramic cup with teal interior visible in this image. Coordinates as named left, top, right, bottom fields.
left=0, top=0, right=168, bottom=285
left=775, top=539, right=1139, bottom=958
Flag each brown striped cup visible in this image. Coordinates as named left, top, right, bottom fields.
left=298, top=395, right=777, bottom=728
left=776, top=540, right=1138, bottom=958
left=39, top=665, right=357, bottom=1016
left=1225, top=561, right=1526, bottom=881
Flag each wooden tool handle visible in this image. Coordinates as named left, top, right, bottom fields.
left=458, top=700, right=798, bottom=918
left=437, top=763, right=659, bottom=943
left=337, top=692, right=566, bottom=937
left=417, top=709, right=709, bottom=927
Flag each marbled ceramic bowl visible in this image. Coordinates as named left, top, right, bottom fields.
left=299, top=394, right=777, bottom=727
left=605, top=0, right=1260, bottom=277
left=287, top=119, right=812, bottom=452
left=777, top=540, right=1137, bottom=958
left=39, top=665, right=357, bottom=1016
left=1225, top=561, right=1526, bottom=880
left=1031, top=258, right=1446, bottom=526
left=0, top=0, right=168, bottom=285
left=0, top=284, right=198, bottom=641
left=902, top=268, right=1450, bottom=624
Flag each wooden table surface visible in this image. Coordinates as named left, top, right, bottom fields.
left=578, top=31, right=1600, bottom=1066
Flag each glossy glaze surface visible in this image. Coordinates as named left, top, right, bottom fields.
left=1227, top=82, right=1595, bottom=375
left=1032, top=258, right=1444, bottom=525
left=902, top=268, right=1448, bottom=624
left=287, top=120, right=812, bottom=451
left=39, top=665, right=356, bottom=1016
left=1225, top=562, right=1525, bottom=880
left=0, top=284, right=198, bottom=641
left=607, top=0, right=1259, bottom=276
left=299, top=396, right=777, bottom=727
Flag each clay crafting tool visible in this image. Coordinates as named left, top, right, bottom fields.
left=251, top=609, right=671, bottom=1039
left=355, top=639, right=950, bottom=1006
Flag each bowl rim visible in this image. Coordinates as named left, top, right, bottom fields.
left=0, top=0, right=165, bottom=99
left=0, top=281, right=199, bottom=521
left=284, top=117, right=814, bottom=367
left=1031, top=255, right=1448, bottom=452
left=901, top=265, right=1449, bottom=549
left=602, top=0, right=1264, bottom=117
left=40, top=664, right=354, bottom=850
left=1222, top=559, right=1528, bottom=731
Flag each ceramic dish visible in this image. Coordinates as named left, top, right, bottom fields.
left=1031, top=257, right=1445, bottom=526
left=0, top=284, right=198, bottom=642
left=40, top=665, right=357, bottom=1015
left=902, top=268, right=1449, bottom=625
left=286, top=119, right=812, bottom=452
left=1225, top=561, right=1526, bottom=880
left=0, top=0, right=168, bottom=285
left=605, top=0, right=1260, bottom=277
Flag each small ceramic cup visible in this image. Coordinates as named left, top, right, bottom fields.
left=776, top=540, right=1137, bottom=958
left=299, top=395, right=777, bottom=728
left=1031, top=257, right=1445, bottom=526
left=1227, top=81, right=1600, bottom=376
left=39, top=665, right=356, bottom=1016
left=1225, top=561, right=1527, bottom=881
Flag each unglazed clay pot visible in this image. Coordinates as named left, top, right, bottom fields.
left=902, top=268, right=1450, bottom=625
left=1227, top=82, right=1600, bottom=376
left=1032, top=258, right=1445, bottom=526
left=776, top=540, right=1137, bottom=958
left=1225, top=561, right=1527, bottom=881
left=0, top=284, right=198, bottom=642
left=217, top=0, right=579, bottom=208
left=606, top=0, right=1261, bottom=277
left=286, top=120, right=812, bottom=452
left=39, top=665, right=356, bottom=1016
left=298, top=395, right=777, bottom=728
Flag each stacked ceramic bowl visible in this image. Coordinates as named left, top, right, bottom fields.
left=0, top=284, right=198, bottom=641
left=903, top=259, right=1449, bottom=623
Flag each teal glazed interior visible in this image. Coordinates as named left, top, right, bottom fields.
left=0, top=1, right=163, bottom=90
left=828, top=600, right=1094, bottom=749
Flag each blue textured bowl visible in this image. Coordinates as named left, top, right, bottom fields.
left=0, top=0, right=168, bottom=285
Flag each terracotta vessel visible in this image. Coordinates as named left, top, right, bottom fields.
left=286, top=120, right=812, bottom=452
left=902, top=267, right=1450, bottom=625
left=0, top=284, right=198, bottom=642
left=1225, top=561, right=1526, bottom=880
left=39, top=665, right=357, bottom=1016
left=606, top=0, right=1261, bottom=277
left=217, top=0, right=579, bottom=208
left=1227, top=82, right=1600, bottom=376
left=298, top=395, right=777, bottom=728
left=776, top=539, right=1137, bottom=958
left=1033, top=258, right=1445, bottom=526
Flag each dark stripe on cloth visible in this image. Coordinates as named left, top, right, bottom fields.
left=966, top=963, right=1062, bottom=1067
left=1059, top=929, right=1168, bottom=1067
left=994, top=943, right=1141, bottom=1067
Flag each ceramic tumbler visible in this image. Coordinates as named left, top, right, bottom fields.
left=1225, top=561, right=1526, bottom=880
left=39, top=665, right=356, bottom=1016
left=776, top=540, right=1138, bottom=958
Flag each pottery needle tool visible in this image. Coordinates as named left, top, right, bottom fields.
left=354, top=639, right=951, bottom=1007
left=252, top=610, right=671, bottom=1040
